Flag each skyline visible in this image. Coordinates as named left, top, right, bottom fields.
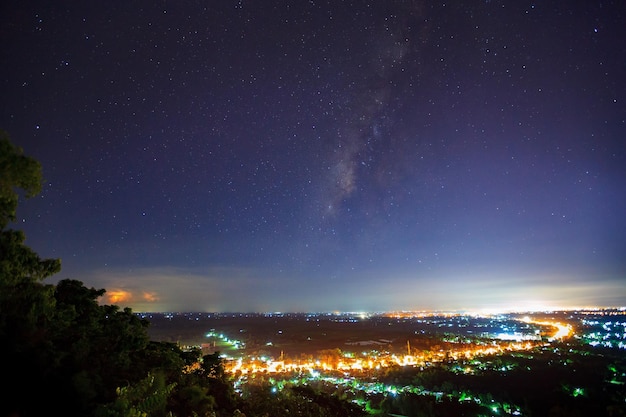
left=1, top=1, right=625, bottom=312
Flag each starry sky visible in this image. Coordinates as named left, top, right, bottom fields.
left=2, top=1, right=625, bottom=313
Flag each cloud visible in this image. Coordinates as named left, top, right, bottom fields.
left=105, top=289, right=133, bottom=305
left=87, top=266, right=272, bottom=312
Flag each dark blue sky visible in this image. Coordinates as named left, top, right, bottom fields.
left=2, top=1, right=625, bottom=312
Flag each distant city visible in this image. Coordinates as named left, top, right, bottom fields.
left=139, top=308, right=626, bottom=416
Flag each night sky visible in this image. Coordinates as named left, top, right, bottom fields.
left=2, top=1, right=625, bottom=313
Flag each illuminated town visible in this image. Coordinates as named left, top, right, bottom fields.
left=222, top=315, right=569, bottom=376
left=143, top=308, right=625, bottom=416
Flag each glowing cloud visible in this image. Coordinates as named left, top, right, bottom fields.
left=142, top=292, right=160, bottom=302
left=105, top=290, right=133, bottom=305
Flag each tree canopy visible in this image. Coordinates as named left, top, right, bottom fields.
left=0, top=131, right=187, bottom=416
left=0, top=131, right=43, bottom=230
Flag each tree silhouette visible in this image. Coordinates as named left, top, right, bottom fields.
left=0, top=131, right=193, bottom=416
